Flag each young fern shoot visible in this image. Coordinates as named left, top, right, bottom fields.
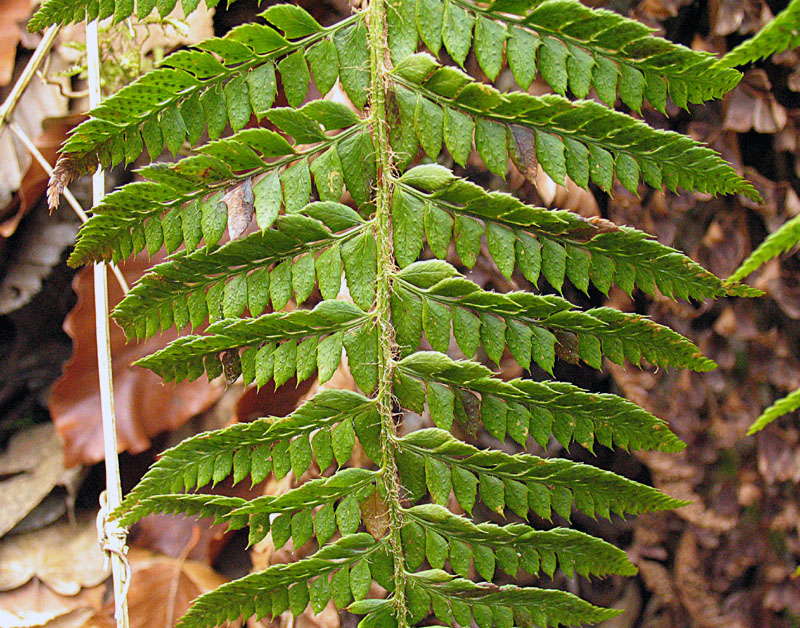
left=33, top=0, right=760, bottom=625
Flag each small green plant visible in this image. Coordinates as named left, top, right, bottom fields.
left=33, top=0, right=762, bottom=625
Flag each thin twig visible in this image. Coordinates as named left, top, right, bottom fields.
left=87, top=17, right=130, bottom=628
left=8, top=120, right=129, bottom=294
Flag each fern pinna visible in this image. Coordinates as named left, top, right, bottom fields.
left=35, top=0, right=760, bottom=626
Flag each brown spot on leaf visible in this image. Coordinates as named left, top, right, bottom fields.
left=360, top=489, right=389, bottom=540
left=223, top=177, right=255, bottom=240
left=508, top=125, right=538, bottom=185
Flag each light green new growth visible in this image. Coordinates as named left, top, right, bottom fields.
left=33, top=0, right=762, bottom=625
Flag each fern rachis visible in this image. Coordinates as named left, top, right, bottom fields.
left=31, top=0, right=763, bottom=625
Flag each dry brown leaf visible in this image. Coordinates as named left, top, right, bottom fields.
left=757, top=429, right=800, bottom=484
left=635, top=0, right=690, bottom=21
left=0, top=578, right=106, bottom=628
left=0, top=0, right=33, bottom=87
left=0, top=205, right=78, bottom=314
left=0, top=423, right=82, bottom=538
left=754, top=258, right=800, bottom=319
left=0, top=115, right=80, bottom=241
left=103, top=548, right=227, bottom=628
left=597, top=583, right=642, bottom=628
left=49, top=254, right=224, bottom=466
left=128, top=514, right=229, bottom=565
left=724, top=70, right=787, bottom=134
left=674, top=530, right=741, bottom=628
left=0, top=62, right=69, bottom=213
left=0, top=513, right=108, bottom=594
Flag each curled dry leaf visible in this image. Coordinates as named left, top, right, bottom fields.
left=0, top=422, right=82, bottom=538
left=129, top=513, right=230, bottom=565
left=49, top=253, right=224, bottom=466
left=224, top=178, right=255, bottom=241
left=754, top=258, right=800, bottom=319
left=634, top=0, right=690, bottom=22
left=0, top=513, right=108, bottom=595
left=674, top=530, right=747, bottom=628
left=724, top=70, right=787, bottom=134
left=757, top=428, right=800, bottom=483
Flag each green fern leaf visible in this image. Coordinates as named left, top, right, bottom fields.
left=481, top=0, right=742, bottom=109
left=719, top=0, right=800, bottom=68
left=392, top=53, right=759, bottom=201
left=747, top=387, right=800, bottom=435
left=398, top=352, right=685, bottom=453
left=126, top=494, right=249, bottom=528
left=28, top=0, right=225, bottom=30
left=47, top=14, right=362, bottom=195
left=405, top=504, right=637, bottom=578
left=134, top=300, right=370, bottom=385
left=399, top=428, right=685, bottom=518
left=113, top=389, right=378, bottom=526
left=398, top=164, right=750, bottom=299
left=396, top=261, right=716, bottom=372
left=177, top=534, right=378, bottom=628
left=67, top=121, right=366, bottom=267
left=404, top=571, right=621, bottom=626
left=727, top=213, right=800, bottom=283
left=112, top=205, right=366, bottom=339
left=54, top=1, right=762, bottom=625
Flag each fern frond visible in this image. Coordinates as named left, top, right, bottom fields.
left=727, top=213, right=800, bottom=283
left=397, top=164, right=748, bottom=299
left=112, top=205, right=368, bottom=339
left=506, top=0, right=740, bottom=108
left=718, top=0, right=800, bottom=68
left=67, top=122, right=371, bottom=267
left=398, top=428, right=685, bottom=520
left=397, top=352, right=685, bottom=453
left=421, top=0, right=742, bottom=111
left=747, top=388, right=800, bottom=435
left=404, top=503, right=636, bottom=578
left=134, top=300, right=373, bottom=389
left=29, top=0, right=235, bottom=29
left=125, top=494, right=250, bottom=528
left=46, top=11, right=364, bottom=195
left=394, top=260, right=716, bottom=372
left=125, top=470, right=380, bottom=550
left=113, top=389, right=379, bottom=526
left=404, top=571, right=621, bottom=626
left=177, top=533, right=379, bottom=628
left=64, top=0, right=756, bottom=624
left=391, top=53, right=759, bottom=201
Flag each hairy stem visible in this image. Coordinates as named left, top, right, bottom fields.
left=366, top=0, right=405, bottom=624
